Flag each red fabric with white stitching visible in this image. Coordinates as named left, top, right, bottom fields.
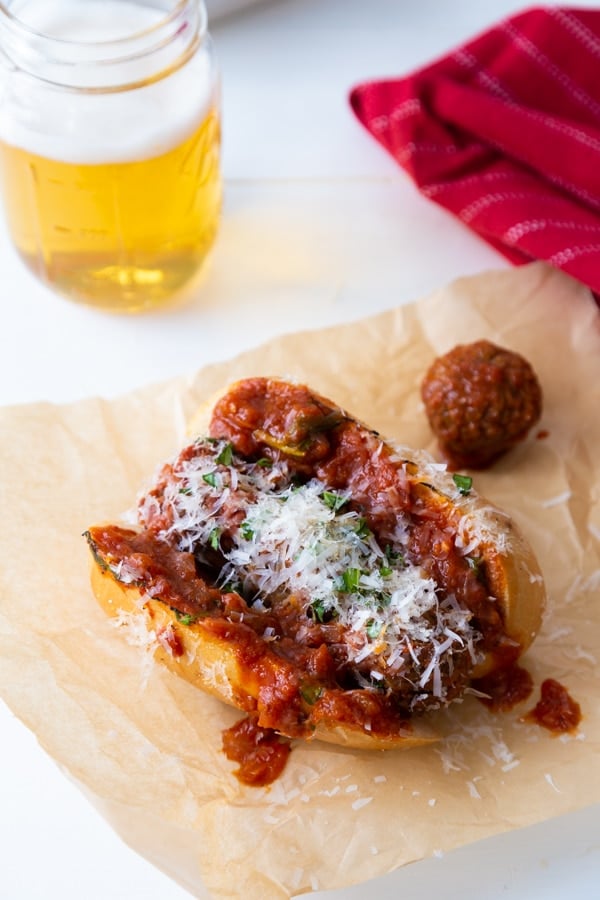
left=349, top=7, right=600, bottom=297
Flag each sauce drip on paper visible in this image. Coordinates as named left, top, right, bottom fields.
left=222, top=716, right=291, bottom=786
left=524, top=678, right=582, bottom=734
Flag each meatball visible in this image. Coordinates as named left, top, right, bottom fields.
left=421, top=340, right=542, bottom=469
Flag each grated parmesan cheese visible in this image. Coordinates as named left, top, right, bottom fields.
left=138, top=437, right=483, bottom=703
left=540, top=490, right=572, bottom=508
left=467, top=780, right=482, bottom=800
left=111, top=607, right=159, bottom=688
left=545, top=772, right=561, bottom=792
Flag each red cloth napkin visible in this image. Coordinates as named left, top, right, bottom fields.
left=350, top=6, right=600, bottom=299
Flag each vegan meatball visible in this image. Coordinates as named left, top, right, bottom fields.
left=421, top=340, right=542, bottom=469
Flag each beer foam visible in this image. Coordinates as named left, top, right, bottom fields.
left=0, top=0, right=216, bottom=163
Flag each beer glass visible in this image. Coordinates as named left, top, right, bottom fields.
left=0, top=0, right=221, bottom=312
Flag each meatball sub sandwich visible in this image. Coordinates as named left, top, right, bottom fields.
left=86, top=378, right=545, bottom=753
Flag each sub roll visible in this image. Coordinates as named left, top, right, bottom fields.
left=86, top=377, right=545, bottom=751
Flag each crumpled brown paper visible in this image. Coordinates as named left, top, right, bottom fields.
left=1, top=262, right=599, bottom=900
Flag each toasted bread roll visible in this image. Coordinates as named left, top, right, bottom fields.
left=87, top=377, right=545, bottom=752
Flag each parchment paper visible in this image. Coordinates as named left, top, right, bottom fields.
left=1, top=262, right=599, bottom=899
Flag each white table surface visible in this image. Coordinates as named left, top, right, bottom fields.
left=2, top=1, right=599, bottom=897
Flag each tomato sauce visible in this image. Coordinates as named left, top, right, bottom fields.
left=156, top=624, right=184, bottom=658
left=222, top=716, right=291, bottom=787
left=473, top=663, right=534, bottom=712
left=524, top=678, right=582, bottom=734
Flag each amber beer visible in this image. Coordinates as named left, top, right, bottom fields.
left=0, top=109, right=221, bottom=310
left=0, top=0, right=221, bottom=312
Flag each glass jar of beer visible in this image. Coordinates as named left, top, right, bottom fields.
left=0, top=0, right=221, bottom=312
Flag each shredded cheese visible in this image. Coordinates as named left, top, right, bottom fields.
left=138, top=438, right=481, bottom=702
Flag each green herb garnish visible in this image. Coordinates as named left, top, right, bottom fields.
left=179, top=486, right=192, bottom=495
left=216, top=443, right=234, bottom=466
left=240, top=521, right=254, bottom=541
left=222, top=580, right=244, bottom=596
left=202, top=471, right=218, bottom=488
left=453, top=473, right=473, bottom=495
left=384, top=544, right=404, bottom=567
left=209, top=527, right=221, bottom=550
left=322, top=491, right=348, bottom=512
left=355, top=517, right=371, bottom=539
left=300, top=682, right=324, bottom=705
left=174, top=610, right=196, bottom=626
left=340, top=567, right=362, bottom=593
left=366, top=619, right=382, bottom=639
left=379, top=565, right=392, bottom=577
left=309, top=599, right=327, bottom=623
left=256, top=457, right=273, bottom=468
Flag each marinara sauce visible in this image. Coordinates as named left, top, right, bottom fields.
left=524, top=678, right=582, bottom=734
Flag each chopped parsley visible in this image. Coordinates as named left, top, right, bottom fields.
left=209, top=527, right=221, bottom=550
left=309, top=599, right=327, bottom=623
left=240, top=521, right=255, bottom=541
left=354, top=517, right=371, bottom=539
left=322, top=490, right=349, bottom=512
left=453, top=473, right=473, bottom=495
left=340, top=567, right=362, bottom=593
left=366, top=619, right=382, bottom=639
left=216, top=443, right=234, bottom=466
left=174, top=610, right=196, bottom=626
left=202, top=471, right=218, bottom=488
left=384, top=544, right=404, bottom=566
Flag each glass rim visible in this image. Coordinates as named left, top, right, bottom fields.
left=0, top=1, right=206, bottom=50
left=0, top=0, right=208, bottom=91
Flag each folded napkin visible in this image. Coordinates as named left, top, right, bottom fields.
left=350, top=6, right=600, bottom=299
